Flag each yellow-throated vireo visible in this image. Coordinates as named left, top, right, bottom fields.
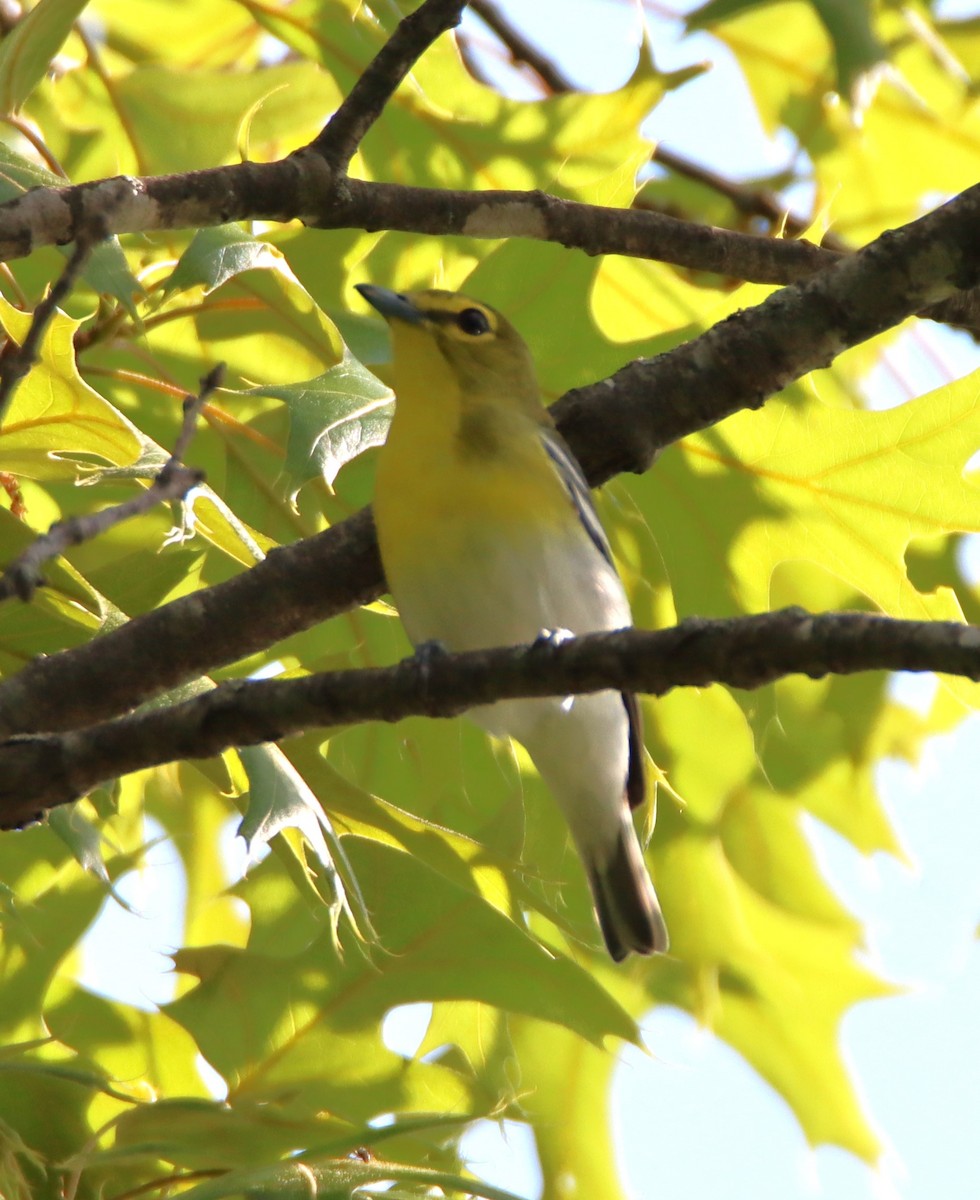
left=358, top=284, right=668, bottom=961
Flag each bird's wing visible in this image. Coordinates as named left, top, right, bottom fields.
left=539, top=427, right=646, bottom=810
left=539, top=428, right=615, bottom=570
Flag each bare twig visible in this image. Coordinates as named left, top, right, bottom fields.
left=465, top=0, right=850, bottom=252
left=0, top=365, right=221, bottom=602
left=0, top=226, right=101, bottom=426
left=311, top=0, right=469, bottom=169
left=467, top=0, right=573, bottom=93
left=647, top=146, right=850, bottom=253
left=2, top=608, right=978, bottom=826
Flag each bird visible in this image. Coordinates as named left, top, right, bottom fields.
left=357, top=283, right=668, bottom=961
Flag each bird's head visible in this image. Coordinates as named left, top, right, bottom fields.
left=356, top=285, right=540, bottom=417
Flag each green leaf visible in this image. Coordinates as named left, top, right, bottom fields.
left=0, top=832, right=129, bottom=1042
left=164, top=224, right=282, bottom=298
left=252, top=0, right=671, bottom=207
left=47, top=802, right=128, bottom=900
left=247, top=350, right=392, bottom=500
left=169, top=840, right=638, bottom=1096
left=81, top=237, right=145, bottom=317
left=717, top=370, right=980, bottom=625
left=0, top=137, right=63, bottom=195
left=701, top=4, right=980, bottom=241
left=113, top=60, right=341, bottom=173
left=186, top=245, right=345, bottom=386
left=648, top=805, right=892, bottom=1160
left=95, top=1096, right=351, bottom=1173
left=0, top=1045, right=121, bottom=1189
left=176, top=1152, right=526, bottom=1200
left=689, top=0, right=885, bottom=101
left=509, top=1018, right=628, bottom=1200
left=0, top=297, right=141, bottom=477
left=92, top=0, right=261, bottom=67
left=238, top=744, right=375, bottom=946
left=46, top=982, right=207, bottom=1099
left=808, top=0, right=886, bottom=103
left=0, top=0, right=88, bottom=113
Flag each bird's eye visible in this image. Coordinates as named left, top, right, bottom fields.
left=456, top=307, right=491, bottom=336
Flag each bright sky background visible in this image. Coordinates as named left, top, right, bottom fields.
left=80, top=3, right=980, bottom=1199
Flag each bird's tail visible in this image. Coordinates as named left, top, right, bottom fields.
left=588, top=810, right=669, bottom=961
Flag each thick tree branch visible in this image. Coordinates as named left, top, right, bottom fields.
left=0, top=164, right=831, bottom=280
left=2, top=183, right=979, bottom=739
left=2, top=165, right=975, bottom=331
left=2, top=609, right=978, bottom=828
left=553, top=182, right=980, bottom=479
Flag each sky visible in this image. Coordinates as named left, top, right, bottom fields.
left=79, top=3, right=980, bottom=1200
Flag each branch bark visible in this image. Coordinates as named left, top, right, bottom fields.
left=2, top=609, right=977, bottom=828
left=1, top=130, right=975, bottom=333
left=0, top=163, right=833, bottom=280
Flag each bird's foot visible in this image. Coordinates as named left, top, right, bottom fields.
left=531, top=627, right=575, bottom=652
left=410, top=639, right=451, bottom=692
left=530, top=628, right=577, bottom=711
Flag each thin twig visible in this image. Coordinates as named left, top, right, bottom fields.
left=0, top=225, right=102, bottom=426
left=468, top=0, right=573, bottom=93
left=648, top=146, right=851, bottom=253
left=76, top=22, right=150, bottom=178
left=0, top=114, right=68, bottom=178
left=0, top=365, right=222, bottom=602
left=311, top=0, right=469, bottom=169
left=465, top=0, right=850, bottom=252
left=2, top=608, right=978, bottom=825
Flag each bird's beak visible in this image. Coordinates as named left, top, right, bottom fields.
left=355, top=284, right=423, bottom=325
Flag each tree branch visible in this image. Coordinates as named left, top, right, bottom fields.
left=2, top=182, right=979, bottom=739
left=467, top=0, right=573, bottom=94
left=552, top=181, right=980, bottom=479
left=2, top=165, right=975, bottom=331
left=311, top=0, right=468, bottom=168
left=2, top=609, right=977, bottom=828
left=0, top=164, right=830, bottom=280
